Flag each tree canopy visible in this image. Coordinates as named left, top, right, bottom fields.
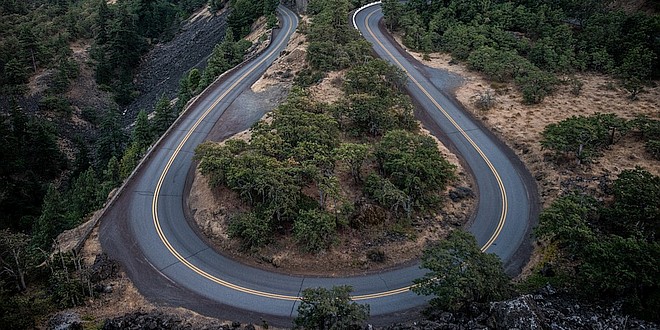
left=383, top=0, right=660, bottom=102
left=536, top=168, right=660, bottom=320
left=294, top=285, right=370, bottom=330
left=412, top=230, right=510, bottom=311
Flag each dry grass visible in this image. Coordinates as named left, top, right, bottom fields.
left=251, top=17, right=309, bottom=93
left=400, top=44, right=659, bottom=207
left=392, top=37, right=659, bottom=279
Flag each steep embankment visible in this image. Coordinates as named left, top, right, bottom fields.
left=123, top=7, right=231, bottom=124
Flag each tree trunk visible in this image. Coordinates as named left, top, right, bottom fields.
left=31, top=50, right=37, bottom=73
left=577, top=143, right=584, bottom=165
left=12, top=250, right=26, bottom=291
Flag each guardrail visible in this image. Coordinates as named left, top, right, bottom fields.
left=72, top=16, right=280, bottom=255
left=352, top=1, right=382, bottom=31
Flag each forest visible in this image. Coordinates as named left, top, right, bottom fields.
left=0, top=0, right=272, bottom=327
left=382, top=0, right=659, bottom=103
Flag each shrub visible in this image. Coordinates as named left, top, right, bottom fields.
left=228, top=212, right=272, bottom=250
left=293, top=209, right=337, bottom=253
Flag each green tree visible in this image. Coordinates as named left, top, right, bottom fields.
left=515, top=68, right=557, bottom=104
left=603, top=168, right=660, bottom=240
left=102, top=155, right=121, bottom=193
left=96, top=108, right=125, bottom=167
left=535, top=175, right=660, bottom=320
left=188, top=68, right=201, bottom=93
left=541, top=114, right=627, bottom=164
left=535, top=192, right=599, bottom=256
left=227, top=212, right=272, bottom=250
left=412, top=230, right=510, bottom=311
left=132, top=110, right=153, bottom=150
left=2, top=58, right=28, bottom=93
left=293, top=209, right=336, bottom=253
left=382, top=0, right=403, bottom=30
left=364, top=173, right=409, bottom=217
left=119, top=142, right=143, bottom=179
left=0, top=108, right=66, bottom=232
left=32, top=185, right=67, bottom=250
left=66, top=168, right=103, bottom=226
left=294, top=285, right=370, bottom=330
left=335, top=143, right=369, bottom=183
left=375, top=130, right=455, bottom=210
left=152, top=94, right=176, bottom=137
left=344, top=59, right=406, bottom=98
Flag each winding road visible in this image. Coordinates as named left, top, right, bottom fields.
left=99, top=3, right=537, bottom=326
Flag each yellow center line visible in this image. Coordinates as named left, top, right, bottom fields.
left=152, top=9, right=301, bottom=301
left=149, top=4, right=508, bottom=304
left=362, top=9, right=508, bottom=252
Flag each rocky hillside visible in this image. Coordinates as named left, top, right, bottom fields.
left=123, top=8, right=230, bottom=124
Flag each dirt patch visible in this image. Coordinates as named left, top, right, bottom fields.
left=251, top=18, right=308, bottom=93
left=309, top=70, right=346, bottom=104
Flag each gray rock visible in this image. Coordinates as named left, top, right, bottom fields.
left=48, top=311, right=82, bottom=330
left=449, top=186, right=474, bottom=202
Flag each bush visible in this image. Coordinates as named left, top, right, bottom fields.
left=227, top=212, right=272, bottom=250
left=293, top=209, right=337, bottom=253
left=375, top=130, right=456, bottom=210
left=646, top=140, right=660, bottom=160
left=294, top=285, right=370, bottom=330
left=516, top=69, right=557, bottom=104
left=364, top=173, right=409, bottom=217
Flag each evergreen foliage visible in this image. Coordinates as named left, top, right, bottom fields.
left=303, top=0, right=371, bottom=72
left=536, top=168, right=660, bottom=320
left=541, top=113, right=629, bottom=164
left=412, top=230, right=511, bottom=311
left=383, top=0, right=660, bottom=103
left=0, top=108, right=66, bottom=232
left=374, top=130, right=456, bottom=213
left=294, top=286, right=370, bottom=330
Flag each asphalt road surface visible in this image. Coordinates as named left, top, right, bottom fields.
left=353, top=3, right=538, bottom=273
left=99, top=3, right=538, bottom=326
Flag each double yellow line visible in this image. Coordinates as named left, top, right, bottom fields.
left=363, top=10, right=508, bottom=253
left=152, top=8, right=301, bottom=301
left=149, top=5, right=508, bottom=304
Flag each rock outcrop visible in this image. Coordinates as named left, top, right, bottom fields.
left=384, top=286, right=657, bottom=330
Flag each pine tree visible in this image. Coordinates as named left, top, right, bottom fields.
left=153, top=94, right=175, bottom=137
left=32, top=185, right=67, bottom=251
left=132, top=110, right=152, bottom=151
